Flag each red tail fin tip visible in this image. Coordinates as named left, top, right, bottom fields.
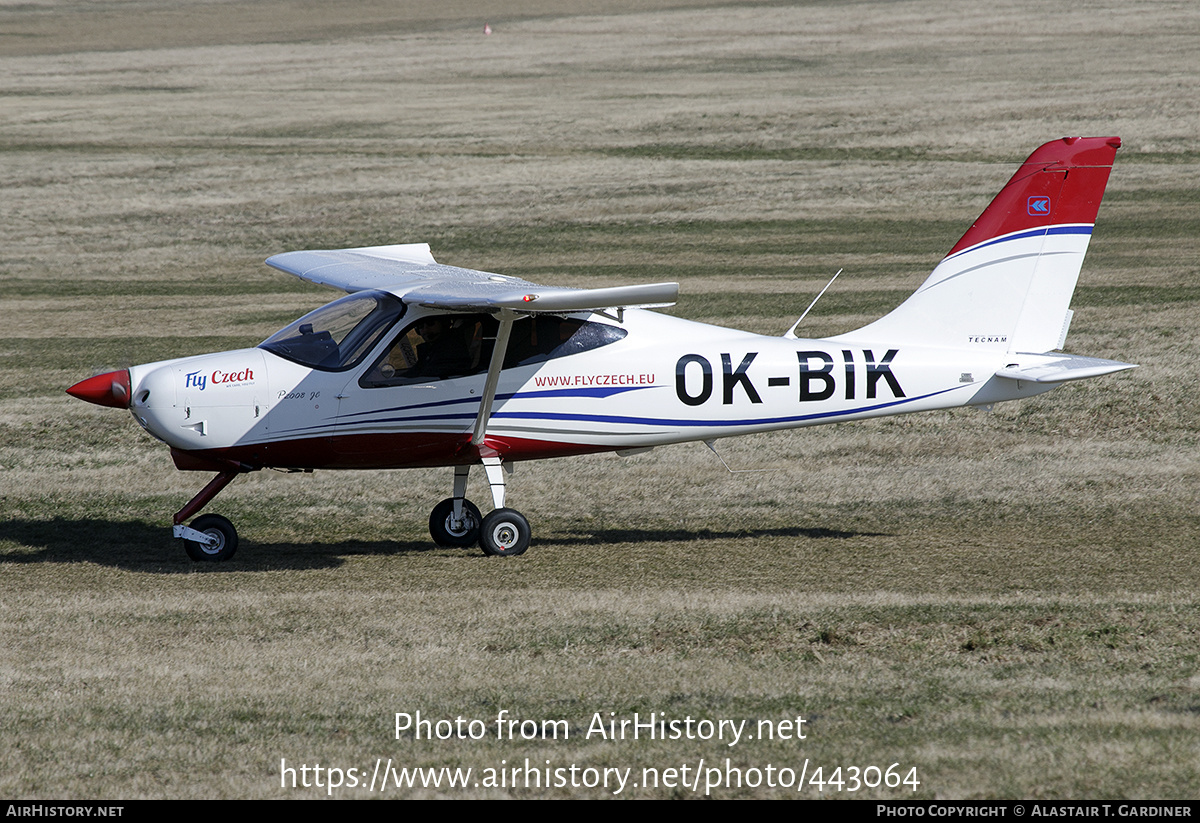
left=948, top=136, right=1120, bottom=257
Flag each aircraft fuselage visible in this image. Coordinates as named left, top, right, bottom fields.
left=126, top=308, right=1052, bottom=473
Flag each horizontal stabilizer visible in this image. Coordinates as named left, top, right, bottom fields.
left=995, top=354, right=1136, bottom=384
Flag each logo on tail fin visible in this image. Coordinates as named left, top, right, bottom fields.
left=1027, top=196, right=1051, bottom=215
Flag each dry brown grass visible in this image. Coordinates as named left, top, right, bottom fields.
left=2, top=0, right=1198, bottom=800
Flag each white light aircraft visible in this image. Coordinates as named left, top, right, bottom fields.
left=69, top=136, right=1133, bottom=561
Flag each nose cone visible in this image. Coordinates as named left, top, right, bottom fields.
left=67, top=369, right=132, bottom=408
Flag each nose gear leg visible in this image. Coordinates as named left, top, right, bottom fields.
left=170, top=466, right=253, bottom=560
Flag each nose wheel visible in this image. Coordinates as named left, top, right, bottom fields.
left=172, top=469, right=247, bottom=562
left=179, top=513, right=239, bottom=562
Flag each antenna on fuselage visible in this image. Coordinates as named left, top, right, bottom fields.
left=704, top=440, right=771, bottom=474
left=783, top=269, right=842, bottom=339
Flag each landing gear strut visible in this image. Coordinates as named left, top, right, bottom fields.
left=172, top=466, right=249, bottom=562
left=433, top=459, right=531, bottom=556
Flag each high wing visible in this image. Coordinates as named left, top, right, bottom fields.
left=265, top=243, right=679, bottom=313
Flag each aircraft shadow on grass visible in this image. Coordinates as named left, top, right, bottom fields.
left=0, top=517, right=433, bottom=572
left=550, top=525, right=884, bottom=545
left=0, top=518, right=881, bottom=571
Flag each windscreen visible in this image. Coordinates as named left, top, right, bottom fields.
left=259, top=291, right=405, bottom=371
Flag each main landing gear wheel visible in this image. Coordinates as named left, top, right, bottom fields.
left=183, top=513, right=239, bottom=562
left=429, top=498, right=482, bottom=548
left=479, top=508, right=531, bottom=557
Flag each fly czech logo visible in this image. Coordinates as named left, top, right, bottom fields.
left=183, top=368, right=255, bottom=391
left=1027, top=196, right=1051, bottom=216
left=211, top=368, right=254, bottom=387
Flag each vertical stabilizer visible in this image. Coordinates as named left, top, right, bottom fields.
left=834, top=137, right=1120, bottom=353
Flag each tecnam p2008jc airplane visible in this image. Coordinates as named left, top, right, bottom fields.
left=69, top=136, right=1133, bottom=561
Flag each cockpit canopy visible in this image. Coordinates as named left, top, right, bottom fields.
left=259, top=291, right=629, bottom=377
left=359, top=312, right=628, bottom=387
left=259, top=290, right=405, bottom=371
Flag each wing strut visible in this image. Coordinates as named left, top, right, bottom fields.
left=472, top=309, right=517, bottom=446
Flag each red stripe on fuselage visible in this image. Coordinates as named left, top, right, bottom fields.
left=170, top=432, right=618, bottom=471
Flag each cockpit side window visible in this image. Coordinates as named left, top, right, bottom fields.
left=361, top=314, right=492, bottom=387
left=259, top=291, right=405, bottom=371
left=360, top=313, right=628, bottom=388
left=506, top=316, right=627, bottom=367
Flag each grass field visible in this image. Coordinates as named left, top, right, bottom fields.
left=2, top=0, right=1198, bottom=799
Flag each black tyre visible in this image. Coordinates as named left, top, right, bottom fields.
left=183, top=514, right=239, bottom=562
left=429, top=498, right=482, bottom=548
left=479, top=508, right=531, bottom=557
